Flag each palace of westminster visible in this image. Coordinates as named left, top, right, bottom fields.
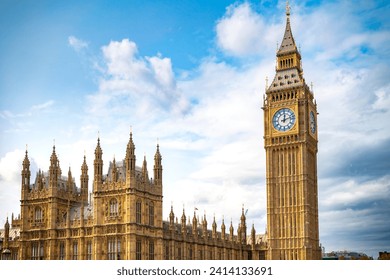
left=0, top=4, right=321, bottom=260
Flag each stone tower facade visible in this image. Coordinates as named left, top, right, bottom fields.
left=262, top=3, right=321, bottom=260
left=90, top=132, right=164, bottom=259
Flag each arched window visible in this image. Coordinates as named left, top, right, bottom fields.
left=110, top=199, right=118, bottom=217
left=136, top=200, right=142, bottom=224
left=35, top=207, right=42, bottom=223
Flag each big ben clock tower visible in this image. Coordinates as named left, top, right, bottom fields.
left=263, top=3, right=321, bottom=260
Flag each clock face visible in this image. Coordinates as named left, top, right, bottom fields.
left=310, top=111, right=316, bottom=133
left=272, top=108, right=296, bottom=132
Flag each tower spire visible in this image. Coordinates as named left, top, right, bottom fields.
left=80, top=154, right=89, bottom=202
left=142, top=155, right=149, bottom=183
left=125, top=128, right=136, bottom=177
left=277, top=1, right=298, bottom=56
left=154, top=143, right=162, bottom=186
left=93, top=136, right=103, bottom=191
left=49, top=144, right=61, bottom=190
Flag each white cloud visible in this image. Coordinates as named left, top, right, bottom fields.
left=216, top=2, right=279, bottom=57
left=147, top=55, right=176, bottom=90
left=1, top=100, right=54, bottom=120
left=321, top=177, right=390, bottom=209
left=373, top=84, right=390, bottom=111
left=30, top=100, right=54, bottom=111
left=292, top=1, right=390, bottom=63
left=68, top=36, right=88, bottom=51
left=0, top=149, right=25, bottom=183
left=87, top=39, right=187, bottom=120
left=102, top=39, right=145, bottom=79
left=0, top=149, right=38, bottom=222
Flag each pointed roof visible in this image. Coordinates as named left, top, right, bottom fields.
left=126, top=130, right=135, bottom=156
left=154, top=143, right=162, bottom=161
left=5, top=217, right=10, bottom=230
left=181, top=208, right=186, bottom=224
left=221, top=218, right=226, bottom=230
left=23, top=147, right=30, bottom=167
left=169, top=205, right=175, bottom=222
left=50, top=145, right=58, bottom=164
left=68, top=166, right=72, bottom=179
left=212, top=215, right=217, bottom=229
left=81, top=155, right=88, bottom=173
left=142, top=155, right=147, bottom=170
left=95, top=137, right=102, bottom=154
left=277, top=2, right=298, bottom=56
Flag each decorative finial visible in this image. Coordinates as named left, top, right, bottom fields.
left=286, top=1, right=291, bottom=18
left=265, top=76, right=269, bottom=90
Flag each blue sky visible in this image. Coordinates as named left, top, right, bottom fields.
left=0, top=0, right=389, bottom=259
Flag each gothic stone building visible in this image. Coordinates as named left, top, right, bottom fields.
left=0, top=4, right=320, bottom=260
left=0, top=133, right=267, bottom=260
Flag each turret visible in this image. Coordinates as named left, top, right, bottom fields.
left=21, top=148, right=31, bottom=195
left=181, top=209, right=187, bottom=236
left=212, top=215, right=217, bottom=239
left=67, top=167, right=73, bottom=193
left=229, top=220, right=234, bottom=242
left=111, top=157, right=117, bottom=182
left=93, top=137, right=103, bottom=191
left=49, top=145, right=61, bottom=191
left=142, top=155, right=149, bottom=184
left=202, top=213, right=208, bottom=238
left=153, top=144, right=162, bottom=186
left=221, top=218, right=226, bottom=240
left=1, top=217, right=11, bottom=260
left=3, top=217, right=10, bottom=249
left=240, top=207, right=247, bottom=244
left=125, top=131, right=136, bottom=178
left=169, top=205, right=175, bottom=231
left=251, top=224, right=256, bottom=248
left=36, top=169, right=44, bottom=190
left=237, top=224, right=242, bottom=243
left=192, top=212, right=198, bottom=237
left=80, top=155, right=88, bottom=202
